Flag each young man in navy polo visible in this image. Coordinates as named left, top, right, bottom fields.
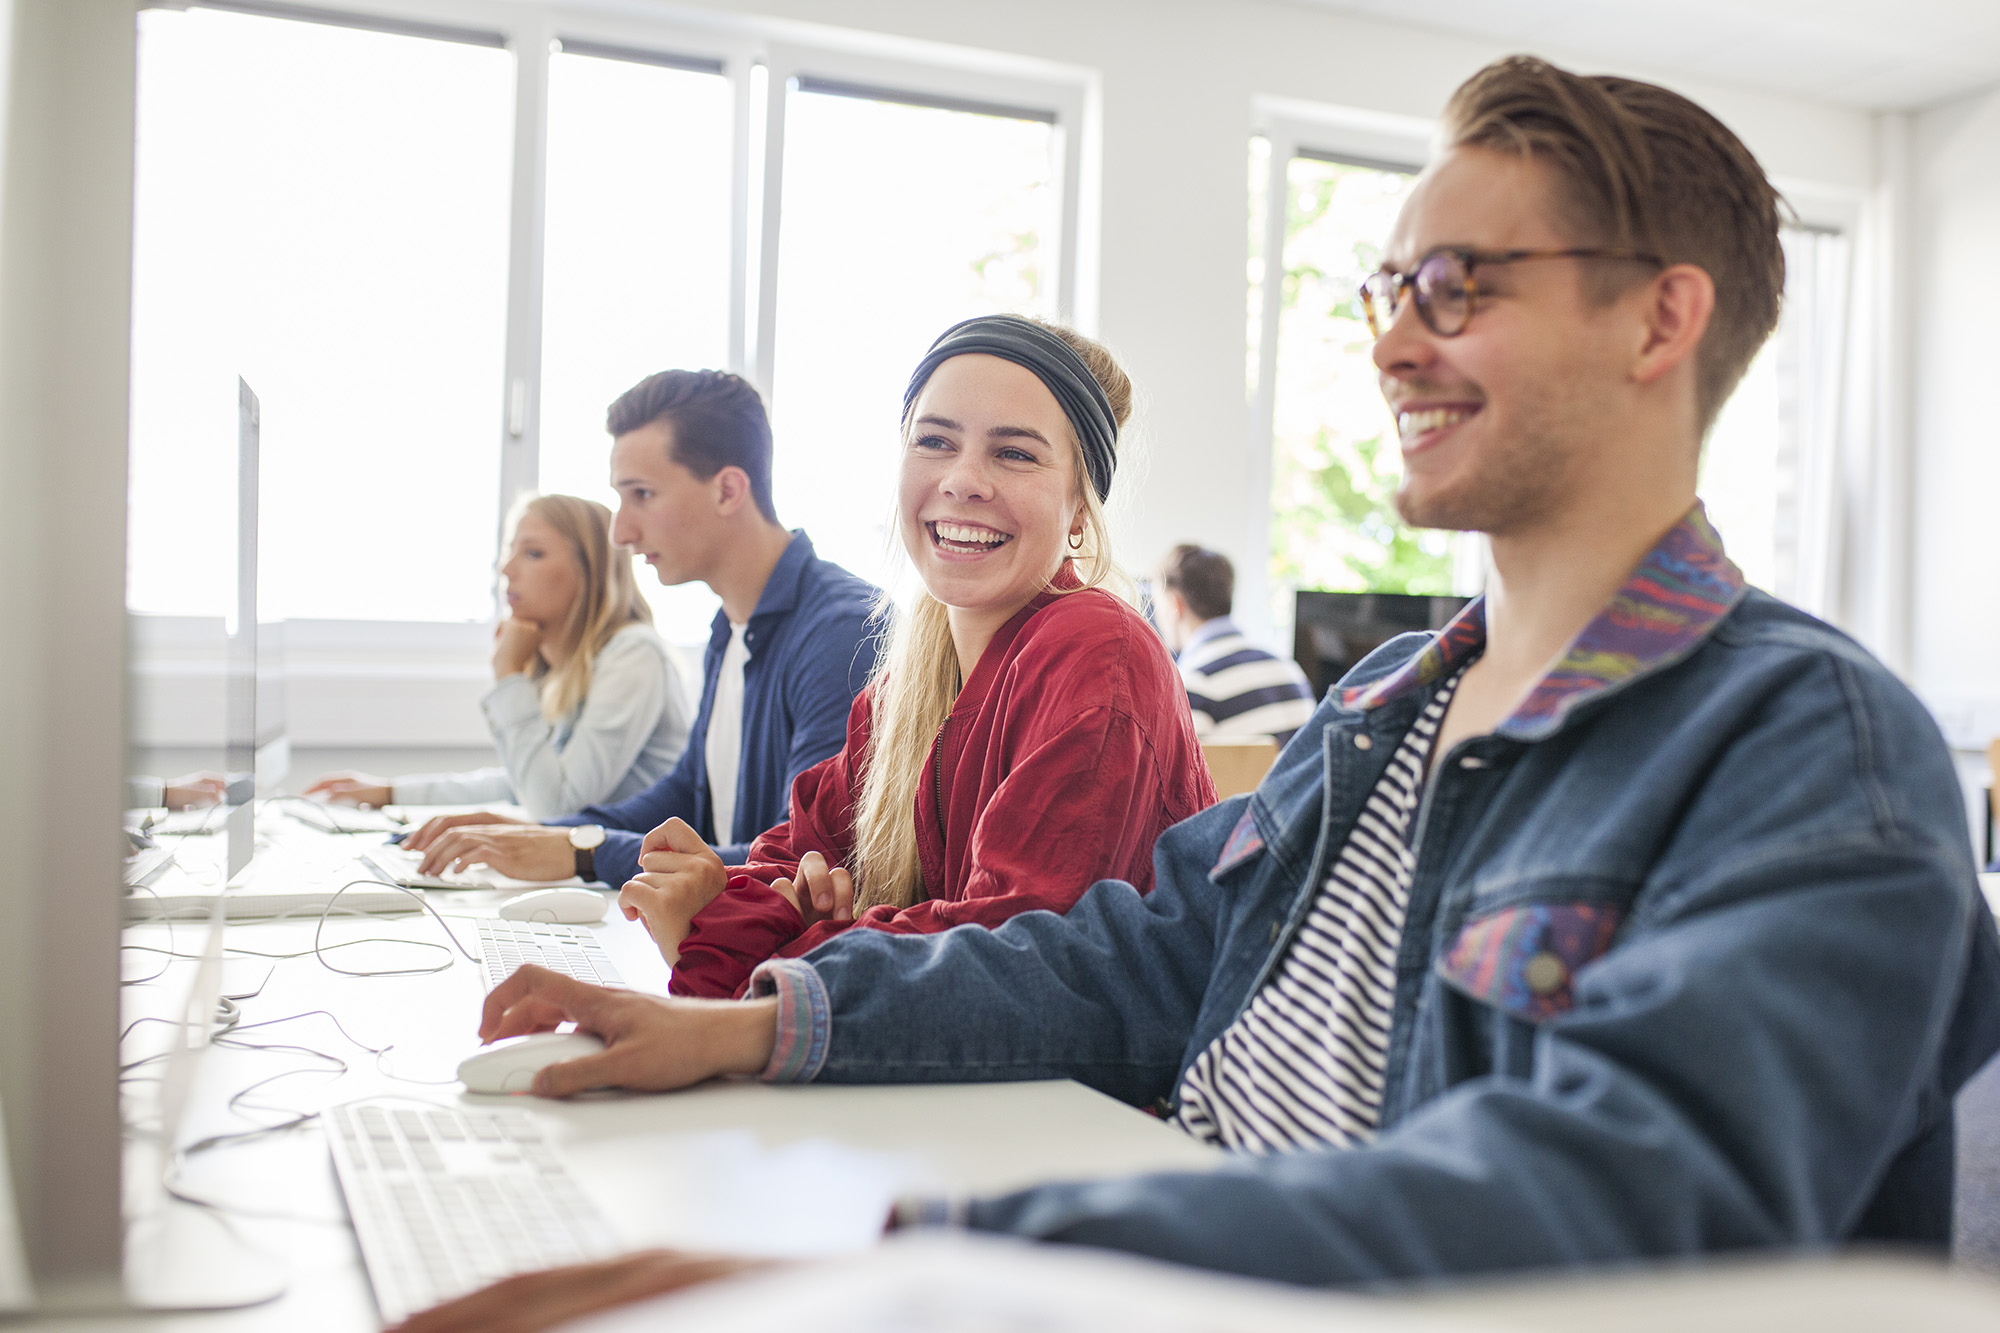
left=404, top=370, right=880, bottom=889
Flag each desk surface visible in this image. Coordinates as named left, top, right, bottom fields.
left=96, top=812, right=1225, bottom=1331
left=62, top=815, right=2000, bottom=1331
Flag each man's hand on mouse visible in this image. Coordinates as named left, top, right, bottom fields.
left=478, top=964, right=779, bottom=1097
left=417, top=824, right=574, bottom=880
left=390, top=1249, right=782, bottom=1333
left=617, top=818, right=728, bottom=964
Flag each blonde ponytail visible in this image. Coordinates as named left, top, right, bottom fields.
left=848, top=321, right=1133, bottom=911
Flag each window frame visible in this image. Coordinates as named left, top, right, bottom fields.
left=130, top=0, right=1092, bottom=748
left=1246, top=102, right=1446, bottom=649
left=1752, top=179, right=1864, bottom=618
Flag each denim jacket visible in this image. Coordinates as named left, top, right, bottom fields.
left=749, top=508, right=2000, bottom=1284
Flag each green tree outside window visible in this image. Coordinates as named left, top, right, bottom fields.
left=1254, top=145, right=1454, bottom=614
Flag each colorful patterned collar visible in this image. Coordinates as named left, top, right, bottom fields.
left=1337, top=504, right=1747, bottom=740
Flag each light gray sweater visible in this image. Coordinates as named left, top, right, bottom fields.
left=392, top=623, right=692, bottom=819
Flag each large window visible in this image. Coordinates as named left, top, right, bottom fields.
left=1249, top=134, right=1447, bottom=644
left=538, top=49, right=735, bottom=504
left=129, top=6, right=514, bottom=622
left=537, top=45, right=737, bottom=635
left=1699, top=226, right=1853, bottom=604
left=128, top=4, right=1082, bottom=644
left=769, top=85, right=1058, bottom=593
left=1252, top=144, right=1437, bottom=609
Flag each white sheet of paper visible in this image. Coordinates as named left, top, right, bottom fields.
left=565, top=1130, right=920, bottom=1259
left=560, top=1232, right=1474, bottom=1333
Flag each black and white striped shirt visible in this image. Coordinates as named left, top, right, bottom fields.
left=1173, top=666, right=1466, bottom=1153
left=1177, top=619, right=1315, bottom=745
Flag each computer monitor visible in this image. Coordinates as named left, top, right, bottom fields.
left=1, top=359, right=281, bottom=1310
left=225, top=379, right=259, bottom=880
left=3, top=7, right=157, bottom=1305
left=119, top=380, right=283, bottom=1310
left=223, top=378, right=288, bottom=882
left=1292, top=590, right=1472, bottom=698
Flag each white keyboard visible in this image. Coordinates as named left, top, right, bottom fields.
left=326, top=1102, right=620, bottom=1326
left=124, top=838, right=421, bottom=921
left=475, top=918, right=624, bottom=990
left=123, top=846, right=176, bottom=888
left=357, top=842, right=489, bottom=891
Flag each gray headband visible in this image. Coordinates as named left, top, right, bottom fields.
left=901, top=315, right=1118, bottom=502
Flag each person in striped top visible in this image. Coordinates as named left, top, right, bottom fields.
left=1157, top=545, right=1315, bottom=746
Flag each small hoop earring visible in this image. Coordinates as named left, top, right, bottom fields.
left=1067, top=530, right=1084, bottom=552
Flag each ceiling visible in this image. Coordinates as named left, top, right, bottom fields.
left=1282, top=0, right=2000, bottom=110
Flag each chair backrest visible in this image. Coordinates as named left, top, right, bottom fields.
left=1201, top=738, right=1280, bottom=801
left=1988, top=739, right=2000, bottom=851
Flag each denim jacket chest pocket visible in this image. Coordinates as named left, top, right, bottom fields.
left=1432, top=877, right=1639, bottom=1023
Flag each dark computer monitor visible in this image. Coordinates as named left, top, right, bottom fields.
left=1292, top=590, right=1472, bottom=698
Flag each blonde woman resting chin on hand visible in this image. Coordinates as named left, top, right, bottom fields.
left=306, top=495, right=692, bottom=820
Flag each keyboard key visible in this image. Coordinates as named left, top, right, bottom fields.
left=474, top=919, right=624, bottom=990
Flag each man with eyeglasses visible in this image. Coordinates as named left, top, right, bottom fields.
left=398, top=56, right=2000, bottom=1330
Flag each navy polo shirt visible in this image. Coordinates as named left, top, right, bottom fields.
left=550, top=530, right=881, bottom=883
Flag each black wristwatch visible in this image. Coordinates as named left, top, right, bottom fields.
left=568, top=824, right=605, bottom=882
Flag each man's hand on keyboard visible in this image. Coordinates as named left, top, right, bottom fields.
left=416, top=824, right=572, bottom=880
left=404, top=809, right=534, bottom=852
left=619, top=817, right=729, bottom=963
left=478, top=964, right=780, bottom=1096
left=391, top=1249, right=778, bottom=1333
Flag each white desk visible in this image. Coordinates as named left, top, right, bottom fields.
left=1412, top=1252, right=2000, bottom=1333
left=68, top=818, right=2000, bottom=1331
left=97, top=813, right=1225, bottom=1331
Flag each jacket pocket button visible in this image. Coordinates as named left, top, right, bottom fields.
left=1524, top=952, right=1569, bottom=995
left=1353, top=734, right=1373, bottom=751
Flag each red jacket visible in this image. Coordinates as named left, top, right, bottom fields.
left=668, top=585, right=1217, bottom=997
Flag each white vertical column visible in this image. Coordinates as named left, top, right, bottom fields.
left=1049, top=86, right=1089, bottom=327
left=750, top=56, right=790, bottom=400
left=1867, top=110, right=1915, bottom=677
left=1067, top=79, right=1104, bottom=336
left=1241, top=134, right=1292, bottom=652
left=725, top=54, right=756, bottom=377
left=497, top=16, right=552, bottom=548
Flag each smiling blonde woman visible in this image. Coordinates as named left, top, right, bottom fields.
left=306, top=494, right=692, bottom=819
left=616, top=316, right=1216, bottom=997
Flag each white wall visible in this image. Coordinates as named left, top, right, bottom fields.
left=1910, top=85, right=2000, bottom=759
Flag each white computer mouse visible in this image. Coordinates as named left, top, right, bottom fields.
left=456, top=1031, right=607, bottom=1095
left=498, top=887, right=609, bottom=924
